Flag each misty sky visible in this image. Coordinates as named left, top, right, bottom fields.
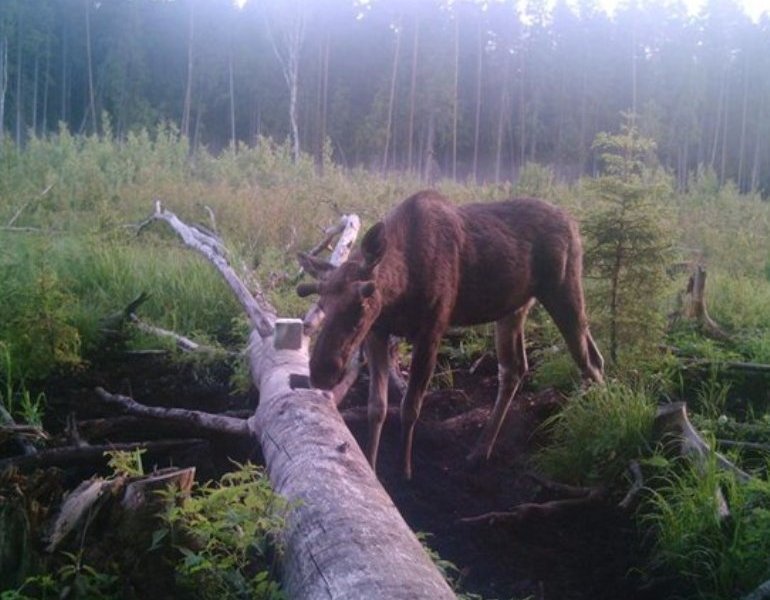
left=593, top=0, right=767, bottom=20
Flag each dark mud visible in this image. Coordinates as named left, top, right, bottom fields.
left=341, top=373, right=652, bottom=600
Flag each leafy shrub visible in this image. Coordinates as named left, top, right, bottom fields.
left=159, top=463, right=286, bottom=600
left=2, top=551, right=119, bottom=600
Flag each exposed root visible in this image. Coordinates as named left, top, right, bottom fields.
left=460, top=487, right=607, bottom=525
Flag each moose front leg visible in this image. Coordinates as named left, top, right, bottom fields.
left=364, top=332, right=390, bottom=473
left=400, top=324, right=445, bottom=480
left=467, top=301, right=532, bottom=465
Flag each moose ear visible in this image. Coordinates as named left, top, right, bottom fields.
left=297, top=252, right=335, bottom=279
left=361, top=222, right=386, bottom=269
left=357, top=280, right=376, bottom=299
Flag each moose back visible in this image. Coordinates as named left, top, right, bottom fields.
left=298, top=190, right=603, bottom=480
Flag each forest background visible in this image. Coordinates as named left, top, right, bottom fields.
left=1, top=0, right=769, bottom=194
left=4, top=1, right=770, bottom=598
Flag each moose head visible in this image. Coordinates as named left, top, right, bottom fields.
left=297, top=222, right=387, bottom=390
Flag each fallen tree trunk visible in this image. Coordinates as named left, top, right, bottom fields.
left=114, top=203, right=455, bottom=599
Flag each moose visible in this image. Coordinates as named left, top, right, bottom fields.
left=297, top=190, right=604, bottom=480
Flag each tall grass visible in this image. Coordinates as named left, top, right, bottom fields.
left=0, top=231, right=243, bottom=381
left=3, top=126, right=770, bottom=391
left=534, top=382, right=657, bottom=486
left=645, top=458, right=770, bottom=599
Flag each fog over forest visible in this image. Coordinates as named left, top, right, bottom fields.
left=0, top=0, right=768, bottom=193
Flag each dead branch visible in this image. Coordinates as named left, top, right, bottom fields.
left=308, top=219, right=346, bottom=257
left=46, top=467, right=195, bottom=552
left=526, top=471, right=600, bottom=498
left=460, top=488, right=607, bottom=525
left=0, top=439, right=207, bottom=472
left=464, top=402, right=754, bottom=528
left=299, top=214, right=361, bottom=336
left=717, top=439, right=770, bottom=452
left=147, top=200, right=276, bottom=337
left=46, top=476, right=123, bottom=552
left=128, top=313, right=228, bottom=354
left=0, top=403, right=40, bottom=455
left=120, top=466, right=195, bottom=510
left=94, top=387, right=250, bottom=437
left=683, top=359, right=770, bottom=374
left=655, top=402, right=751, bottom=520
left=743, top=578, right=770, bottom=600
left=7, top=183, right=55, bottom=227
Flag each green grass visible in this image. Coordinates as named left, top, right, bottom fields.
left=644, top=458, right=770, bottom=600
left=534, top=382, right=657, bottom=487
left=0, top=232, right=243, bottom=381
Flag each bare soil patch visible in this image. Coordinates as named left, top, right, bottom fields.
left=341, top=372, right=651, bottom=600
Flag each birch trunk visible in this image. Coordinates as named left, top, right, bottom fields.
left=249, top=328, right=454, bottom=600
left=382, top=18, right=401, bottom=173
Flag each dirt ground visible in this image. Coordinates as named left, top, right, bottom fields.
left=340, top=371, right=652, bottom=600
left=35, top=356, right=659, bottom=599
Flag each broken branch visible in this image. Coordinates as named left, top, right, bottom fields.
left=94, top=387, right=250, bottom=437
left=0, top=439, right=207, bottom=472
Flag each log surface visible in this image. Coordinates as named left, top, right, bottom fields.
left=250, top=329, right=454, bottom=600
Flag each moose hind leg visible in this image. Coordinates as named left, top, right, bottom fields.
left=539, top=286, right=604, bottom=383
left=468, top=300, right=533, bottom=465
left=364, top=333, right=390, bottom=473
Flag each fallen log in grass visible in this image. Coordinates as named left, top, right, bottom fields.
left=92, top=202, right=454, bottom=599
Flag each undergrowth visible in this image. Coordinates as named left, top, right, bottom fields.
left=534, top=382, right=657, bottom=487
left=644, top=457, right=770, bottom=599
left=158, top=462, right=286, bottom=600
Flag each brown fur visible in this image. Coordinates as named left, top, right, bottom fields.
left=299, top=190, right=603, bottom=479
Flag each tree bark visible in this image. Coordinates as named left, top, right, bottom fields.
left=494, top=52, right=510, bottom=184
left=382, top=17, right=401, bottom=173
left=266, top=1, right=306, bottom=164
left=85, top=0, right=98, bottom=135
left=250, top=330, right=454, bottom=599
left=14, top=12, right=22, bottom=146
left=181, top=1, right=195, bottom=139
left=472, top=19, right=482, bottom=183
left=451, top=13, right=459, bottom=180
left=0, top=36, right=7, bottom=145
left=228, top=40, right=236, bottom=150
left=682, top=264, right=731, bottom=342
left=407, top=17, right=419, bottom=174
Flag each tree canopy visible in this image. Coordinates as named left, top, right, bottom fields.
left=0, top=0, right=768, bottom=193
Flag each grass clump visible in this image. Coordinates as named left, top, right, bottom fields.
left=534, top=382, right=657, bottom=487
left=645, top=459, right=770, bottom=600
